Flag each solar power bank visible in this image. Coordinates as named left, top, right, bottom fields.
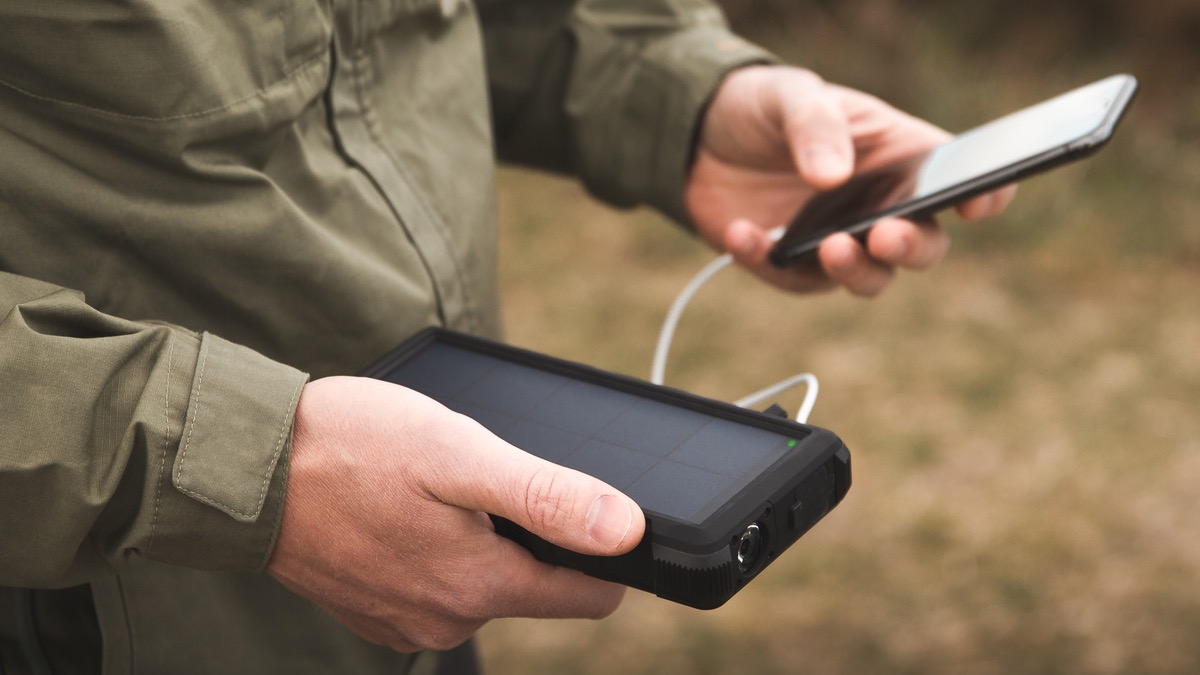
left=362, top=328, right=851, bottom=609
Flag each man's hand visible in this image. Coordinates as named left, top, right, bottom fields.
left=686, top=65, right=1016, bottom=296
left=267, top=377, right=645, bottom=653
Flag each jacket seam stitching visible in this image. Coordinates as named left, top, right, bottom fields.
left=0, top=47, right=328, bottom=123
left=172, top=338, right=261, bottom=519
left=173, top=343, right=303, bottom=521
left=253, top=376, right=305, bottom=568
left=262, top=377, right=305, bottom=517
left=146, top=332, right=176, bottom=553
left=174, top=338, right=207, bottom=495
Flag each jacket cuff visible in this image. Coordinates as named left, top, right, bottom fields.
left=573, top=26, right=779, bottom=226
left=146, top=331, right=308, bottom=572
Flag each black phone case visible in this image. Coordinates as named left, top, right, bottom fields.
left=361, top=328, right=851, bottom=609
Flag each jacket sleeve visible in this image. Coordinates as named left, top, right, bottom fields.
left=0, top=271, right=309, bottom=588
left=477, top=0, right=780, bottom=226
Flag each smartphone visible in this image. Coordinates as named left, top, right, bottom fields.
left=362, top=328, right=851, bottom=609
left=769, top=73, right=1139, bottom=267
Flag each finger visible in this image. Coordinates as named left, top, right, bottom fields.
left=818, top=233, right=895, bottom=297
left=386, top=538, right=626, bottom=648
left=327, top=508, right=626, bottom=651
left=956, top=184, right=1018, bottom=220
left=478, top=536, right=629, bottom=620
left=864, top=217, right=951, bottom=270
left=774, top=72, right=854, bottom=190
left=321, top=604, right=484, bottom=654
left=725, top=219, right=837, bottom=293
left=425, top=417, right=646, bottom=556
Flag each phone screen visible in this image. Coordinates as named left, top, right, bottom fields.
left=380, top=342, right=804, bottom=525
left=915, top=76, right=1130, bottom=196
left=771, top=74, right=1136, bottom=265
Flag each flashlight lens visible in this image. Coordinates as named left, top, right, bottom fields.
left=737, top=523, right=763, bottom=574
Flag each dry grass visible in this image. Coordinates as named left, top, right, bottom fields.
left=476, top=7, right=1200, bottom=673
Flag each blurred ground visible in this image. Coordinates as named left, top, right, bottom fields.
left=478, top=3, right=1200, bottom=673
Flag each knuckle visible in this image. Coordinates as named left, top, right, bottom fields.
left=407, top=619, right=484, bottom=653
left=449, top=582, right=501, bottom=622
left=521, top=465, right=574, bottom=535
left=782, top=66, right=825, bottom=92
left=778, top=267, right=837, bottom=294
left=834, top=255, right=894, bottom=297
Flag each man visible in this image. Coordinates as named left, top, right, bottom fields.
left=0, top=1, right=1012, bottom=673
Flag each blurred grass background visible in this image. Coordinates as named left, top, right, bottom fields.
left=477, top=2, right=1200, bottom=673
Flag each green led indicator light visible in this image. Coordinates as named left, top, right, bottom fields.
left=787, top=439, right=798, bottom=448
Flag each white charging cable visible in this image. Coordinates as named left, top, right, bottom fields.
left=650, top=253, right=735, bottom=385
left=650, top=246, right=820, bottom=424
left=732, top=373, right=819, bottom=425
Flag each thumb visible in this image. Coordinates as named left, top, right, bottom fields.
left=773, top=72, right=854, bottom=190
left=429, top=419, right=646, bottom=556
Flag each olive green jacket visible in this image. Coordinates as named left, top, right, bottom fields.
left=0, top=0, right=773, bottom=672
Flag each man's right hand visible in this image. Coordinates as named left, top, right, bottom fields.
left=266, top=376, right=645, bottom=653
left=686, top=65, right=1017, bottom=297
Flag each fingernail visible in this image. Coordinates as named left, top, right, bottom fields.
left=586, top=494, right=633, bottom=549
